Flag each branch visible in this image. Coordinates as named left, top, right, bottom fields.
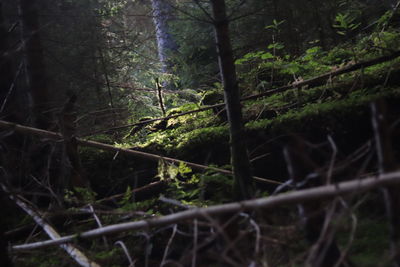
left=1, top=185, right=100, bottom=267
left=0, top=120, right=282, bottom=185
left=166, top=1, right=213, bottom=24
left=192, top=0, right=214, bottom=22
left=96, top=180, right=166, bottom=204
left=11, top=171, right=400, bottom=251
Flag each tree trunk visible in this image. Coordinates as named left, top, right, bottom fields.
left=309, top=0, right=326, bottom=50
left=210, top=0, right=254, bottom=200
left=0, top=2, right=15, bottom=120
left=151, top=0, right=178, bottom=89
left=19, top=0, right=51, bottom=129
left=0, top=5, right=14, bottom=265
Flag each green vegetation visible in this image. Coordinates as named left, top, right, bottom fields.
left=2, top=0, right=400, bottom=266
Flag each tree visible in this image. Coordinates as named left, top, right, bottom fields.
left=0, top=1, right=15, bottom=121
left=0, top=3, right=15, bottom=265
left=19, top=0, right=51, bottom=129
left=151, top=0, right=178, bottom=88
left=210, top=0, right=254, bottom=199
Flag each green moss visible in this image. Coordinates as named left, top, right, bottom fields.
left=349, top=218, right=390, bottom=266
left=246, top=86, right=400, bottom=133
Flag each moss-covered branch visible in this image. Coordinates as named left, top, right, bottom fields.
left=0, top=120, right=281, bottom=185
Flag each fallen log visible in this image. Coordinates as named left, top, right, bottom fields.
left=0, top=120, right=282, bottom=185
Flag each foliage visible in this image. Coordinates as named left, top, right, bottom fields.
left=64, top=187, right=97, bottom=205
left=333, top=13, right=361, bottom=36
left=157, top=161, right=234, bottom=206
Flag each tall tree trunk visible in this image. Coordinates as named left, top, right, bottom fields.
left=0, top=190, right=12, bottom=267
left=151, top=0, right=178, bottom=89
left=19, top=0, right=51, bottom=129
left=210, top=0, right=254, bottom=200
left=0, top=4, right=15, bottom=265
left=0, top=2, right=15, bottom=120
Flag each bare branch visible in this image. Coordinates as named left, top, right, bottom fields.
left=166, top=1, right=213, bottom=24
left=161, top=224, right=178, bottom=266
left=2, top=185, right=100, bottom=267
left=115, top=241, right=135, bottom=267
left=192, top=0, right=214, bottom=22
left=11, top=171, right=400, bottom=251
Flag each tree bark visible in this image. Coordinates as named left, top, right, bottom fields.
left=59, top=94, right=90, bottom=189
left=0, top=2, right=16, bottom=120
left=151, top=0, right=178, bottom=88
left=18, top=0, right=51, bottom=129
left=210, top=0, right=254, bottom=200
left=0, top=5, right=16, bottom=265
left=0, top=190, right=13, bottom=267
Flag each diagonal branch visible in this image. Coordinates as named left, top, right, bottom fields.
left=1, top=184, right=100, bottom=267
left=11, top=171, right=400, bottom=251
left=0, top=120, right=282, bottom=185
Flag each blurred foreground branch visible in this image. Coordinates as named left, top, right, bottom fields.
left=11, top=170, right=400, bottom=251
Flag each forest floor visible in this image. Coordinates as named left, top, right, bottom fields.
left=7, top=48, right=400, bottom=266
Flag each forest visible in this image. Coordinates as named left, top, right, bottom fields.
left=1, top=0, right=400, bottom=266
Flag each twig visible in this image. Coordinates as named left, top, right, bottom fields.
left=202, top=212, right=242, bottom=263
left=115, top=240, right=135, bottom=267
left=166, top=1, right=212, bottom=24
left=159, top=196, right=192, bottom=209
left=11, top=171, right=400, bottom=251
left=192, top=0, right=214, bottom=22
left=88, top=205, right=108, bottom=247
left=0, top=62, right=23, bottom=113
left=326, top=135, right=337, bottom=185
left=96, top=180, right=165, bottom=204
left=333, top=198, right=358, bottom=267
left=160, top=224, right=177, bottom=267
left=133, top=232, right=151, bottom=267
left=249, top=216, right=260, bottom=255
left=240, top=212, right=260, bottom=255
left=305, top=199, right=338, bottom=266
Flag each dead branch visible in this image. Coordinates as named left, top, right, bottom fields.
left=11, top=170, right=400, bottom=251
left=85, top=51, right=400, bottom=135
left=1, top=184, right=100, bottom=267
left=0, top=120, right=282, bottom=185
left=371, top=100, right=400, bottom=266
left=96, top=180, right=166, bottom=204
